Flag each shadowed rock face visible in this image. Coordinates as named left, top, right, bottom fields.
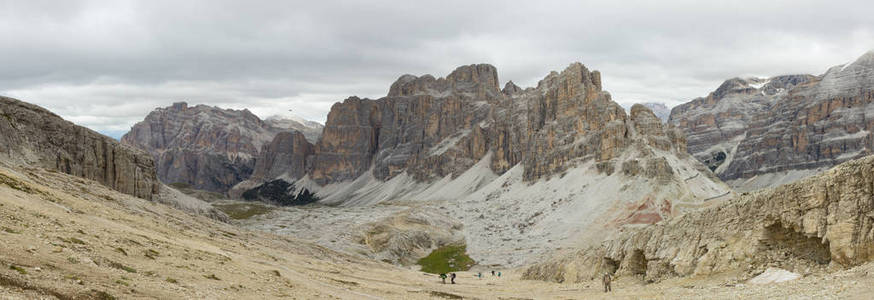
left=524, top=154, right=874, bottom=283
left=670, top=51, right=874, bottom=190
left=121, top=102, right=321, bottom=193
left=0, top=96, right=158, bottom=199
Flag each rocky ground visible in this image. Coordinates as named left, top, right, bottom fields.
left=2, top=159, right=873, bottom=299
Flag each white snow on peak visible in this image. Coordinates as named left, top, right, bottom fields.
left=746, top=78, right=770, bottom=89
left=266, top=113, right=323, bottom=129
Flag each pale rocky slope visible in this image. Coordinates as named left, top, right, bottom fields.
left=670, top=50, right=874, bottom=191
left=524, top=154, right=874, bottom=286
left=3, top=145, right=874, bottom=299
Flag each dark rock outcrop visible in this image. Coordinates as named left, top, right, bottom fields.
left=241, top=179, right=318, bottom=206
left=0, top=96, right=158, bottom=199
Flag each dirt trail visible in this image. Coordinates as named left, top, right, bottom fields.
left=1, top=165, right=873, bottom=299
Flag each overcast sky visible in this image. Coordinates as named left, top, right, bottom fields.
left=2, top=0, right=873, bottom=138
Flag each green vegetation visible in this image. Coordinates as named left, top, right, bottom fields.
left=166, top=277, right=178, bottom=284
left=241, top=180, right=319, bottom=206
left=9, top=265, right=28, bottom=275
left=0, top=173, right=37, bottom=194
left=203, top=274, right=221, bottom=280
left=416, top=244, right=476, bottom=274
left=214, top=202, right=274, bottom=220
left=2, top=227, right=20, bottom=234
left=115, top=247, right=128, bottom=256
left=144, top=249, right=160, bottom=260
left=168, top=182, right=192, bottom=189
left=428, top=291, right=464, bottom=299
left=107, top=261, right=137, bottom=273
left=92, top=290, right=116, bottom=300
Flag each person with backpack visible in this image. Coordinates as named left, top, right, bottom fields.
left=439, top=273, right=447, bottom=284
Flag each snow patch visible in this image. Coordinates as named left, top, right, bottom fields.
left=748, top=268, right=801, bottom=285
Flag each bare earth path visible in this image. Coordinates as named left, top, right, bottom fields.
left=1, top=164, right=873, bottom=299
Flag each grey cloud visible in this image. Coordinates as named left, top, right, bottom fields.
left=1, top=0, right=873, bottom=136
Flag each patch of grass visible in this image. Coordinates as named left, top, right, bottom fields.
left=9, top=265, right=27, bottom=275
left=91, top=289, right=116, bottom=300
left=428, top=291, right=464, bottom=299
left=0, top=173, right=38, bottom=194
left=107, top=261, right=137, bottom=273
left=214, top=202, right=274, bottom=220
left=67, top=257, right=79, bottom=264
left=2, top=227, right=20, bottom=234
left=271, top=270, right=281, bottom=277
left=59, top=236, right=87, bottom=245
left=203, top=274, right=220, bottom=280
left=168, top=182, right=192, bottom=189
left=114, top=279, right=129, bottom=286
left=330, top=278, right=358, bottom=286
left=416, top=244, right=476, bottom=274
left=144, top=249, right=160, bottom=260
left=166, top=277, right=178, bottom=284
left=115, top=247, right=128, bottom=256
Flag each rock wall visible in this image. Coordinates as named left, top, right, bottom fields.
left=121, top=102, right=320, bottom=193
left=523, top=154, right=874, bottom=283
left=300, top=62, right=690, bottom=189
left=670, top=51, right=874, bottom=190
left=0, top=96, right=158, bottom=199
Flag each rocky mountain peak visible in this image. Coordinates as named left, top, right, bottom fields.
left=502, top=80, right=522, bottom=95
left=670, top=50, right=874, bottom=191
left=122, top=102, right=322, bottom=193
left=445, top=63, right=500, bottom=93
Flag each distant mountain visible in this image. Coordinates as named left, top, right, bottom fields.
left=670, top=50, right=874, bottom=191
left=121, top=102, right=322, bottom=193
left=635, top=102, right=671, bottom=122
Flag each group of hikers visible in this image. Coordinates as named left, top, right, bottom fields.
left=438, top=270, right=502, bottom=284
left=437, top=270, right=614, bottom=293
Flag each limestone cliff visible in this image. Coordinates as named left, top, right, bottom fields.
left=121, top=102, right=321, bottom=193
left=523, top=154, right=874, bottom=283
left=670, top=50, right=874, bottom=191
left=0, top=96, right=158, bottom=199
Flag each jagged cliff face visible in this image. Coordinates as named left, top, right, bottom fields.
left=0, top=96, right=158, bottom=199
left=524, top=154, right=874, bottom=283
left=265, top=63, right=689, bottom=188
left=121, top=102, right=321, bottom=193
left=237, top=62, right=732, bottom=266
left=670, top=51, right=874, bottom=191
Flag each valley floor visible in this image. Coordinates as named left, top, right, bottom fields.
left=1, top=164, right=873, bottom=299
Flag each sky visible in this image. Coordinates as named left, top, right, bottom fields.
left=2, top=0, right=873, bottom=139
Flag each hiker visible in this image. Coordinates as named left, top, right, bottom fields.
left=497, top=271, right=501, bottom=278
left=491, top=270, right=495, bottom=276
left=477, top=272, right=482, bottom=279
left=602, top=272, right=612, bottom=293
left=450, top=273, right=456, bottom=284
left=440, top=273, right=447, bottom=284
